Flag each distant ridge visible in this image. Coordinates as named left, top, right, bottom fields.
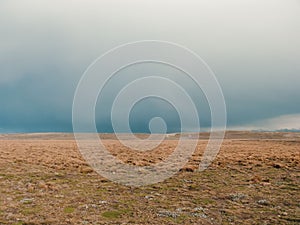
left=252, top=128, right=300, bottom=133
left=275, top=128, right=300, bottom=132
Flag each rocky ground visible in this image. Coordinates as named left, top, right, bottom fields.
left=0, top=131, right=299, bottom=224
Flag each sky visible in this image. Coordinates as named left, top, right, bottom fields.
left=0, top=0, right=300, bottom=133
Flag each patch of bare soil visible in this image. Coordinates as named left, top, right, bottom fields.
left=0, top=132, right=299, bottom=224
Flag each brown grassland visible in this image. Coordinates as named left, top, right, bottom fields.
left=0, top=131, right=299, bottom=224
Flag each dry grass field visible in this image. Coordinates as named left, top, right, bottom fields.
left=0, top=131, right=299, bottom=224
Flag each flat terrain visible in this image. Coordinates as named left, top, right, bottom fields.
left=0, top=132, right=299, bottom=224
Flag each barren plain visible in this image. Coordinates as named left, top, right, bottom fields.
left=0, top=131, right=299, bottom=224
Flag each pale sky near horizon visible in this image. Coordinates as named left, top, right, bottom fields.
left=0, top=0, right=300, bottom=133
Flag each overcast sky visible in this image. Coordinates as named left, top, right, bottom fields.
left=0, top=0, right=300, bottom=133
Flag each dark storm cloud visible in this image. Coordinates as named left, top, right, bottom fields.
left=0, top=0, right=300, bottom=132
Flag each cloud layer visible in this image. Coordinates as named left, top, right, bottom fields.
left=0, top=0, right=300, bottom=132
